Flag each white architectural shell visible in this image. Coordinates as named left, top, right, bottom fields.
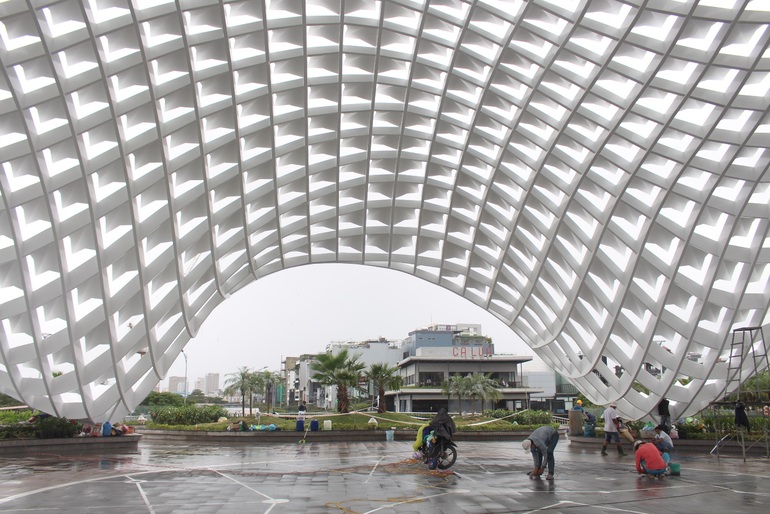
left=0, top=0, right=769, bottom=422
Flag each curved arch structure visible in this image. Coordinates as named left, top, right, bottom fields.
left=1, top=0, right=769, bottom=422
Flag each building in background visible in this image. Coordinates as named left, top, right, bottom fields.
left=284, top=324, right=546, bottom=413
left=285, top=338, right=402, bottom=411
left=168, top=376, right=187, bottom=397
left=328, top=338, right=402, bottom=408
left=281, top=356, right=299, bottom=407
left=400, top=324, right=488, bottom=358
left=295, top=354, right=324, bottom=408
left=392, top=347, right=539, bottom=413
left=204, top=373, right=220, bottom=396
left=389, top=324, right=541, bottom=412
left=329, top=338, right=402, bottom=367
left=523, top=357, right=563, bottom=413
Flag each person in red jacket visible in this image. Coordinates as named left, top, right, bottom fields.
left=634, top=440, right=670, bottom=476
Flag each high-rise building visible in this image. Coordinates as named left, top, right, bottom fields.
left=168, top=377, right=187, bottom=396
left=204, top=373, right=220, bottom=396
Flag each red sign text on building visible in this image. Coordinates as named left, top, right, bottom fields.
left=452, top=346, right=493, bottom=359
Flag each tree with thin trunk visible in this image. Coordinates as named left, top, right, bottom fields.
left=223, top=367, right=254, bottom=417
left=440, top=379, right=452, bottom=410
left=257, top=370, right=281, bottom=413
left=365, top=363, right=402, bottom=413
left=448, top=374, right=469, bottom=413
left=246, top=372, right=261, bottom=416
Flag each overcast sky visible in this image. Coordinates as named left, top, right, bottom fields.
left=164, top=263, right=535, bottom=390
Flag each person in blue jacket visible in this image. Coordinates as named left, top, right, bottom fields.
left=573, top=399, right=587, bottom=419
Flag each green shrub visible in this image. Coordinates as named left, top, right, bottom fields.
left=0, top=424, right=37, bottom=439
left=0, top=409, right=35, bottom=424
left=35, top=416, right=81, bottom=439
left=701, top=411, right=770, bottom=434
left=0, top=413, right=80, bottom=439
left=674, top=418, right=706, bottom=439
left=485, top=409, right=515, bottom=419
left=149, top=404, right=228, bottom=425
left=511, top=410, right=553, bottom=426
left=483, top=409, right=552, bottom=426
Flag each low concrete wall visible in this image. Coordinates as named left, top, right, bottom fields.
left=0, top=434, right=142, bottom=455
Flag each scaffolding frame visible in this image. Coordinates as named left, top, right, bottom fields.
left=709, top=326, right=770, bottom=461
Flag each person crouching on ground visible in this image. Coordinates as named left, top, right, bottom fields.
left=522, top=425, right=559, bottom=480
left=634, top=440, right=670, bottom=476
left=652, top=424, right=674, bottom=454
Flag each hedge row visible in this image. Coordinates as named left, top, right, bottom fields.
left=149, top=405, right=228, bottom=425
left=0, top=416, right=81, bottom=439
left=485, top=409, right=554, bottom=426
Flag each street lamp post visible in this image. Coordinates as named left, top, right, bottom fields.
left=258, top=366, right=267, bottom=411
left=182, top=350, right=188, bottom=403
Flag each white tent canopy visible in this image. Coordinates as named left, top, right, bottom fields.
left=0, top=0, right=768, bottom=422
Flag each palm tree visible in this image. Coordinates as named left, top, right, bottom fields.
left=310, top=349, right=364, bottom=413
left=480, top=375, right=502, bottom=412
left=223, top=367, right=254, bottom=417
left=365, top=363, right=402, bottom=413
left=448, top=374, right=469, bottom=412
left=246, top=372, right=261, bottom=415
left=467, top=373, right=502, bottom=413
left=257, top=370, right=281, bottom=413
left=467, top=373, right=483, bottom=413
left=440, top=379, right=452, bottom=410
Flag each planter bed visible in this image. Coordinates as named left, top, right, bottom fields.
left=0, top=434, right=141, bottom=455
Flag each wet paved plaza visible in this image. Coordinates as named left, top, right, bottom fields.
left=0, top=439, right=768, bottom=513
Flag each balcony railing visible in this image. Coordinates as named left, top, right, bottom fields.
left=555, top=383, right=579, bottom=395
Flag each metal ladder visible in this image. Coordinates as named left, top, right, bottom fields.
left=710, top=326, right=769, bottom=461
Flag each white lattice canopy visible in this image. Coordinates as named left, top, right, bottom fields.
left=1, top=0, right=769, bottom=422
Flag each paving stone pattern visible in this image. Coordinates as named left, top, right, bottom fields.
left=0, top=440, right=768, bottom=513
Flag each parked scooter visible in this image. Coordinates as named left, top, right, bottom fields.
left=421, top=431, right=458, bottom=469
left=417, top=408, right=458, bottom=470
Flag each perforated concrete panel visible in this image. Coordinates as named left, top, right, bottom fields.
left=1, top=0, right=769, bottom=422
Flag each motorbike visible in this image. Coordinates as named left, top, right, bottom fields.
left=420, top=433, right=458, bottom=470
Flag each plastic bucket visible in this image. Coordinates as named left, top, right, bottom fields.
left=669, top=463, right=681, bottom=475
left=385, top=429, right=395, bottom=442
left=323, top=420, right=332, bottom=431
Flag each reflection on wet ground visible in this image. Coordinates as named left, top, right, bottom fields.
left=0, top=440, right=768, bottom=513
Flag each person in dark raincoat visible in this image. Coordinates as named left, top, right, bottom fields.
left=428, top=408, right=456, bottom=441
